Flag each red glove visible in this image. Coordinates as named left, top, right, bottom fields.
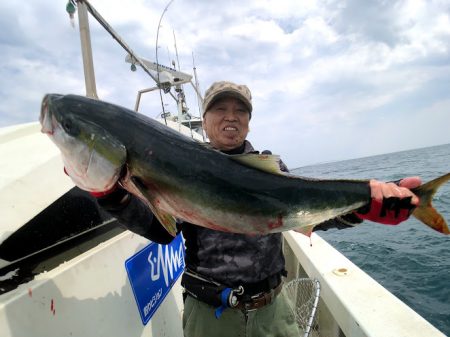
left=355, top=177, right=420, bottom=225
left=355, top=197, right=415, bottom=225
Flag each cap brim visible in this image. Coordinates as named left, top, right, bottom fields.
left=205, top=91, right=252, bottom=113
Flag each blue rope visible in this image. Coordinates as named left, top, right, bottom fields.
left=214, top=288, right=232, bottom=319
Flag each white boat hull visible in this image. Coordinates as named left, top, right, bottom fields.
left=0, top=122, right=445, bottom=337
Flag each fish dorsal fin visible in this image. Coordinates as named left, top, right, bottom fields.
left=230, top=154, right=285, bottom=175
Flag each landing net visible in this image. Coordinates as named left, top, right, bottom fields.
left=284, top=278, right=321, bottom=337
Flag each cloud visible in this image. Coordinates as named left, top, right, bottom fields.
left=1, top=0, right=449, bottom=166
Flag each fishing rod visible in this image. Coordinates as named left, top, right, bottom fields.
left=155, top=0, right=176, bottom=126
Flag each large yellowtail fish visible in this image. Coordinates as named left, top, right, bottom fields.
left=40, top=94, right=450, bottom=236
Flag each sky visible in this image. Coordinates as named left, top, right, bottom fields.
left=1, top=0, right=449, bottom=168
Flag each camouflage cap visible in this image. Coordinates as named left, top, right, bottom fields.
left=203, top=81, right=253, bottom=117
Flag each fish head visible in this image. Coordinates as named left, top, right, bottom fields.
left=40, top=94, right=127, bottom=193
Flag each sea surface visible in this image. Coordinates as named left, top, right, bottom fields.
left=291, top=143, right=450, bottom=336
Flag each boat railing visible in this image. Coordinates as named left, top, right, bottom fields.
left=282, top=231, right=446, bottom=337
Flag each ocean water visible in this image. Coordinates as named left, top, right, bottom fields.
left=291, top=143, right=450, bottom=335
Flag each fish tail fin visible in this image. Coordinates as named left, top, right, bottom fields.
left=412, top=173, right=450, bottom=234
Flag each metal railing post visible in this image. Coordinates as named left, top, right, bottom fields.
left=77, top=1, right=98, bottom=99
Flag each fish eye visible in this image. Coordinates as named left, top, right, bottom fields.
left=61, top=118, right=79, bottom=135
left=63, top=119, right=72, bottom=132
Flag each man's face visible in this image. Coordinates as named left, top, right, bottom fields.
left=203, top=96, right=250, bottom=151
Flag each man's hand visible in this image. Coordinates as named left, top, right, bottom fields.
left=355, top=177, right=422, bottom=225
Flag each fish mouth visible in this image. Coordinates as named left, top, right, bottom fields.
left=40, top=95, right=54, bottom=135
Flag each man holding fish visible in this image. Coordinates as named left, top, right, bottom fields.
left=44, top=81, right=445, bottom=337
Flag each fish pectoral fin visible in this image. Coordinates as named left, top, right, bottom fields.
left=149, top=207, right=178, bottom=237
left=131, top=177, right=178, bottom=237
left=230, top=154, right=285, bottom=175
